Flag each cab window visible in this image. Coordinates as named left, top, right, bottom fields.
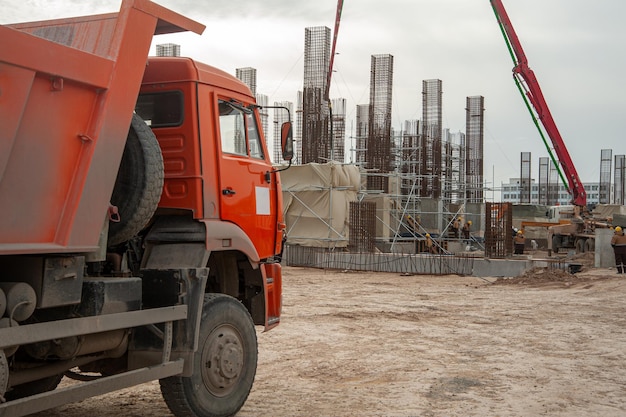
left=246, top=112, right=264, bottom=159
left=219, top=101, right=247, bottom=155
left=218, top=100, right=265, bottom=159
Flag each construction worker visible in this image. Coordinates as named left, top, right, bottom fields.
left=610, top=226, right=626, bottom=274
left=425, top=233, right=437, bottom=254
left=452, top=217, right=461, bottom=238
left=514, top=230, right=525, bottom=254
left=462, top=220, right=472, bottom=240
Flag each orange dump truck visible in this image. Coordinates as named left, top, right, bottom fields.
left=0, top=1, right=291, bottom=415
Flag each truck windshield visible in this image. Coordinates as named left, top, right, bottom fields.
left=135, top=91, right=183, bottom=127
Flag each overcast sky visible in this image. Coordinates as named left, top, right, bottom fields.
left=3, top=0, right=625, bottom=193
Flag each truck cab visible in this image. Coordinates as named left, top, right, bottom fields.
left=0, top=3, right=289, bottom=415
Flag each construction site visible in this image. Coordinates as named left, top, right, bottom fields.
left=242, top=15, right=626, bottom=278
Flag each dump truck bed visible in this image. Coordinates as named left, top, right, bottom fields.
left=0, top=0, right=204, bottom=254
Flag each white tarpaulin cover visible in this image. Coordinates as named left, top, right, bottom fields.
left=280, top=162, right=360, bottom=248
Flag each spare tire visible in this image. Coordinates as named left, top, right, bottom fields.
left=108, top=113, right=164, bottom=247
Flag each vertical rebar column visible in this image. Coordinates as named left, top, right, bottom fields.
left=366, top=54, right=394, bottom=192
left=355, top=104, right=369, bottom=166
left=615, top=155, right=625, bottom=205
left=302, top=26, right=331, bottom=164
left=538, top=156, right=549, bottom=205
left=349, top=201, right=376, bottom=252
left=520, top=152, right=531, bottom=203
left=331, top=98, right=346, bottom=162
left=420, top=79, right=443, bottom=198
left=465, top=95, right=484, bottom=203
left=400, top=120, right=420, bottom=196
left=599, top=149, right=612, bottom=204
left=485, top=202, right=513, bottom=258
left=296, top=91, right=303, bottom=165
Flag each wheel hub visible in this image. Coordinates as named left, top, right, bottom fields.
left=202, top=325, right=244, bottom=397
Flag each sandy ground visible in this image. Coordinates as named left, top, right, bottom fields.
left=32, top=263, right=626, bottom=417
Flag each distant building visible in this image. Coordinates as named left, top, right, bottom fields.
left=156, top=43, right=180, bottom=57
left=500, top=178, right=604, bottom=206
left=235, top=67, right=257, bottom=96
left=272, top=101, right=293, bottom=164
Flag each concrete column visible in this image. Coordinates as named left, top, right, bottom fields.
left=595, top=228, right=616, bottom=268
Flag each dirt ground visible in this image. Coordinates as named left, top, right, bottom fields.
left=33, top=262, right=626, bottom=417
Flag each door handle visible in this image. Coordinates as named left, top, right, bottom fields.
left=222, top=188, right=236, bottom=196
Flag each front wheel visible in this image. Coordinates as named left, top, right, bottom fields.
left=160, top=294, right=258, bottom=417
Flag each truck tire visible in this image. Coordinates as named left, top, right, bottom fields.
left=585, top=239, right=595, bottom=252
left=575, top=238, right=585, bottom=254
left=160, top=294, right=258, bottom=417
left=108, top=113, right=164, bottom=247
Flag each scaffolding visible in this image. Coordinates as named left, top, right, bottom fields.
left=442, top=129, right=466, bottom=205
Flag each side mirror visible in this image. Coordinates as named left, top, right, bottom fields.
left=280, top=121, right=293, bottom=161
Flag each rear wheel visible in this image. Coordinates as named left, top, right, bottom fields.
left=160, top=294, right=258, bottom=417
left=584, top=239, right=595, bottom=252
left=575, top=238, right=586, bottom=254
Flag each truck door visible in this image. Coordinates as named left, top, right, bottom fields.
left=217, top=100, right=276, bottom=259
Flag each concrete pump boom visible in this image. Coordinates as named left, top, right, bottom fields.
left=489, top=0, right=587, bottom=207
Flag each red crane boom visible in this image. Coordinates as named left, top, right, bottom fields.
left=490, top=0, right=587, bottom=207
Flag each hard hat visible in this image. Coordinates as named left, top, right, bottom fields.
left=425, top=233, right=430, bottom=237
left=616, top=226, right=623, bottom=233
left=468, top=221, right=472, bottom=225
left=517, top=230, right=523, bottom=235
